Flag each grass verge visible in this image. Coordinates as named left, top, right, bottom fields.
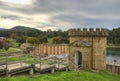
left=0, top=71, right=120, bottom=81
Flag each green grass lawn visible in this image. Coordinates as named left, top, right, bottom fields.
left=107, top=46, right=120, bottom=48
left=0, top=71, right=120, bottom=81
left=8, top=48, right=18, bottom=52
left=0, top=48, right=18, bottom=53
left=0, top=55, right=49, bottom=64
left=0, top=49, right=5, bottom=52
left=107, top=43, right=120, bottom=48
left=8, top=56, right=33, bottom=63
left=48, top=38, right=53, bottom=44
left=0, top=56, right=33, bottom=63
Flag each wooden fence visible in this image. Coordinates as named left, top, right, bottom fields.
left=106, top=63, right=120, bottom=75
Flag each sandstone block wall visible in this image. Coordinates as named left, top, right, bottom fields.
left=69, top=28, right=108, bottom=70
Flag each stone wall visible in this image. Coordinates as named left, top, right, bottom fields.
left=69, top=28, right=108, bottom=70
left=69, top=46, right=91, bottom=69
left=69, top=28, right=108, bottom=37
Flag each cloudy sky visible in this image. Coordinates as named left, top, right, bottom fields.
left=0, top=0, right=120, bottom=30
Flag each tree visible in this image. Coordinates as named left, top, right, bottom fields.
left=16, top=36, right=27, bottom=44
left=27, top=37, right=39, bottom=44
left=38, top=35, right=48, bottom=44
left=4, top=39, right=13, bottom=51
left=26, top=29, right=42, bottom=37
left=53, top=36, right=69, bottom=44
left=52, top=36, right=68, bottom=44
left=0, top=38, right=13, bottom=51
left=108, top=27, right=120, bottom=44
left=9, top=33, right=17, bottom=39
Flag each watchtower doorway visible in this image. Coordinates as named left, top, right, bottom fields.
left=75, top=51, right=82, bottom=69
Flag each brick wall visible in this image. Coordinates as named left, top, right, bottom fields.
left=39, top=44, right=67, bottom=55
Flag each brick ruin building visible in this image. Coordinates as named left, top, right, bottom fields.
left=40, top=44, right=67, bottom=55
left=68, top=28, right=108, bottom=70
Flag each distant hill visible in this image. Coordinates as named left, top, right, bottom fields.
left=0, top=26, right=42, bottom=37
left=0, top=28, right=9, bottom=31
left=10, top=26, right=39, bottom=31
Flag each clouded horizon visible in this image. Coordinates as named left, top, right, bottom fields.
left=0, top=0, right=120, bottom=31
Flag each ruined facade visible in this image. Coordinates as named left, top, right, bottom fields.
left=40, top=44, right=67, bottom=55
left=69, top=28, right=108, bottom=70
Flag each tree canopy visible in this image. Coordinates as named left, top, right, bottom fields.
left=108, top=27, right=120, bottom=44
left=1, top=26, right=120, bottom=44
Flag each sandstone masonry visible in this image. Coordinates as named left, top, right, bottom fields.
left=69, top=28, right=108, bottom=70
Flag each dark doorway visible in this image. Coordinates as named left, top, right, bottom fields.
left=75, top=51, right=82, bottom=68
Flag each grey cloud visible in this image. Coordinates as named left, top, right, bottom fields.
left=50, top=13, right=120, bottom=29
left=0, top=0, right=120, bottom=16
left=0, top=14, right=20, bottom=20
left=33, top=0, right=120, bottom=15
left=1, top=0, right=120, bottom=15
left=0, top=0, right=120, bottom=29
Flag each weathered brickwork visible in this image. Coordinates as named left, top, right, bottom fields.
left=69, top=28, right=108, bottom=70
left=40, top=44, right=67, bottom=55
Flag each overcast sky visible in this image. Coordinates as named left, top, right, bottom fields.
left=0, top=0, right=120, bottom=30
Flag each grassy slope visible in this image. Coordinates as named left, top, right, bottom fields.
left=0, top=48, right=18, bottom=53
left=107, top=46, right=120, bottom=48
left=107, top=43, right=120, bottom=48
left=0, top=56, right=48, bottom=64
left=48, top=38, right=53, bottom=44
left=0, top=71, right=120, bottom=81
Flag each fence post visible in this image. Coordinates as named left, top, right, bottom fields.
left=30, top=64, right=34, bottom=75
left=5, top=52, right=8, bottom=76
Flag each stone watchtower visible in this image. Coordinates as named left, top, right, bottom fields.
left=68, top=28, right=108, bottom=70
